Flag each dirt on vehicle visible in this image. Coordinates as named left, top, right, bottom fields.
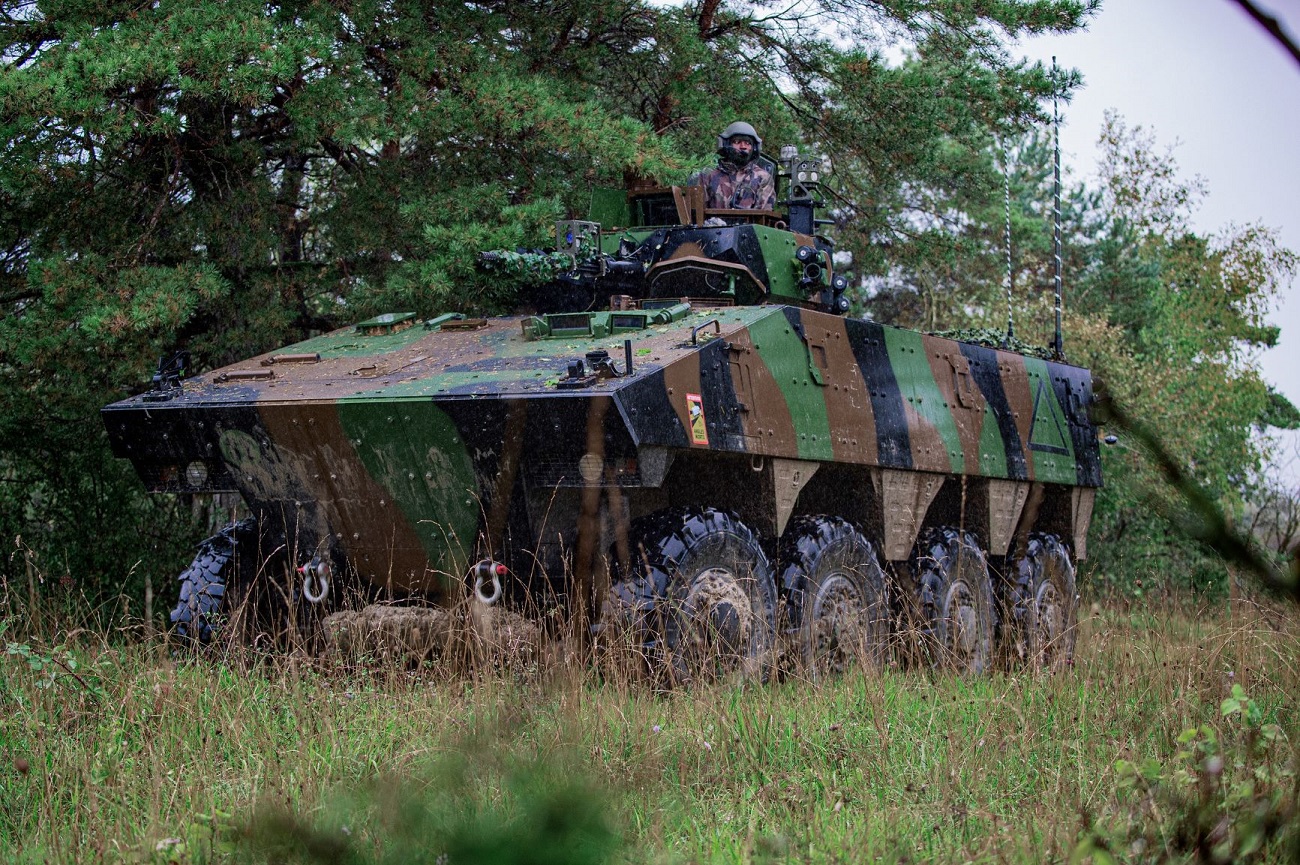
left=103, top=147, right=1100, bottom=680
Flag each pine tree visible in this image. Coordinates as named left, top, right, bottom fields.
left=0, top=0, right=1095, bottom=600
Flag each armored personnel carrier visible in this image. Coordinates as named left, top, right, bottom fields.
left=102, top=147, right=1101, bottom=679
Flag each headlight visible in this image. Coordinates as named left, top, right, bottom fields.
left=185, top=461, right=209, bottom=488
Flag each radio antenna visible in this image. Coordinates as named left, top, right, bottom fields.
left=1052, top=56, right=1064, bottom=360
left=1003, top=138, right=1015, bottom=342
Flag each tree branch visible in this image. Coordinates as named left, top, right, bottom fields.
left=697, top=0, right=722, bottom=38
left=1231, top=0, right=1300, bottom=68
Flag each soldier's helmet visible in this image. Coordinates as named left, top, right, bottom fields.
left=717, top=120, right=762, bottom=166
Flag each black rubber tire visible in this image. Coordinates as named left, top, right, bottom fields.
left=779, top=516, right=890, bottom=680
left=611, top=507, right=777, bottom=685
left=910, top=527, right=997, bottom=675
left=170, top=519, right=259, bottom=643
left=1008, top=533, right=1078, bottom=669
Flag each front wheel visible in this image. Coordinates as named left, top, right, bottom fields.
left=170, top=518, right=260, bottom=643
left=611, top=507, right=777, bottom=685
left=170, top=519, right=311, bottom=648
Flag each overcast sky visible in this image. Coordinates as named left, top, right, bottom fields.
left=1016, top=0, right=1300, bottom=476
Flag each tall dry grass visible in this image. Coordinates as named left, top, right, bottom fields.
left=1, top=593, right=1297, bottom=863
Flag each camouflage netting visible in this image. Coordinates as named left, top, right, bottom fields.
left=478, top=249, right=580, bottom=283
left=931, top=328, right=1057, bottom=360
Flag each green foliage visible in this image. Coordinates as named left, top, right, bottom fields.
left=1259, top=387, right=1300, bottom=431
left=0, top=0, right=1098, bottom=600
left=3, top=638, right=107, bottom=705
left=480, top=249, right=583, bottom=287
left=237, top=756, right=618, bottom=865
left=861, top=127, right=1104, bottom=334
left=1083, top=684, right=1296, bottom=863
left=392, top=195, right=571, bottom=314
left=1067, top=117, right=1296, bottom=596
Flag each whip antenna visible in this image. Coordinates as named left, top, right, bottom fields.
left=1052, top=56, right=1064, bottom=359
left=1003, top=138, right=1014, bottom=342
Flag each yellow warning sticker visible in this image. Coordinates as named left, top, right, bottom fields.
left=686, top=392, right=709, bottom=445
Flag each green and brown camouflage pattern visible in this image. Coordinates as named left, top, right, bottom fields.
left=103, top=300, right=1101, bottom=598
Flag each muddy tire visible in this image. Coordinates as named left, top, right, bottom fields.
left=779, top=516, right=889, bottom=680
left=911, top=527, right=996, bottom=675
left=611, top=507, right=777, bottom=685
left=1008, top=534, right=1078, bottom=669
left=170, top=519, right=304, bottom=646
left=170, top=519, right=259, bottom=643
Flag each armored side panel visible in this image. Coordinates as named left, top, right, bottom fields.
left=104, top=303, right=1101, bottom=600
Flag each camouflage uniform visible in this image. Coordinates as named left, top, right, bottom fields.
left=690, top=160, right=776, bottom=210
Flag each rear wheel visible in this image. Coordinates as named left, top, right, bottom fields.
left=1008, top=534, right=1078, bottom=669
left=911, top=527, right=996, bottom=675
left=779, top=516, right=889, bottom=680
left=611, top=507, right=777, bottom=685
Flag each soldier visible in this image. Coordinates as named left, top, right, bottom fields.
left=691, top=121, right=776, bottom=211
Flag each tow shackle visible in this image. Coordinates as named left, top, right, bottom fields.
left=472, top=560, right=507, bottom=606
left=297, top=557, right=331, bottom=604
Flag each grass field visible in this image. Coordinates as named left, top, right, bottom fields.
left=1, top=596, right=1297, bottom=864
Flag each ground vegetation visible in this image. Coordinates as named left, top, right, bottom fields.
left=1, top=598, right=1297, bottom=863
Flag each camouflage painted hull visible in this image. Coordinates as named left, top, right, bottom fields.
left=103, top=303, right=1101, bottom=599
